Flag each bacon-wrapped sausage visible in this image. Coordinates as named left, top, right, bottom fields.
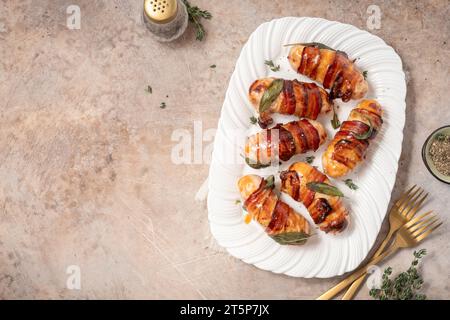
left=245, top=119, right=327, bottom=169
left=237, top=174, right=311, bottom=245
left=322, top=99, right=383, bottom=178
left=288, top=44, right=368, bottom=102
left=249, top=77, right=332, bottom=128
left=280, top=162, right=348, bottom=233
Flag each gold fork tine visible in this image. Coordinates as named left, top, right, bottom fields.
left=398, top=187, right=421, bottom=212
left=404, top=210, right=434, bottom=228
left=395, top=185, right=417, bottom=208
left=398, top=188, right=423, bottom=214
left=405, top=192, right=428, bottom=220
left=412, top=218, right=440, bottom=237
left=408, top=215, right=437, bottom=233
left=415, top=222, right=443, bottom=242
left=410, top=217, right=439, bottom=236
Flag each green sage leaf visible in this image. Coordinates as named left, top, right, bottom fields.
left=265, top=175, right=275, bottom=189
left=245, top=157, right=270, bottom=170
left=331, top=107, right=341, bottom=129
left=306, top=182, right=344, bottom=197
left=354, top=118, right=373, bottom=140
left=259, top=79, right=283, bottom=113
left=271, top=232, right=310, bottom=245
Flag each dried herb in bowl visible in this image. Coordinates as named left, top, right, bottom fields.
left=429, top=133, right=450, bottom=176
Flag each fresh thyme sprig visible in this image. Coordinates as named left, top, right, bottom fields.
left=264, top=60, right=280, bottom=72
left=305, top=156, right=315, bottom=164
left=344, top=179, right=358, bottom=190
left=183, top=0, right=212, bottom=41
left=369, top=249, right=427, bottom=300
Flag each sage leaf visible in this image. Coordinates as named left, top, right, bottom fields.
left=265, top=175, right=275, bottom=189
left=259, top=79, right=283, bottom=113
left=306, top=182, right=344, bottom=197
left=245, top=157, right=270, bottom=170
left=354, top=118, right=373, bottom=140
left=271, top=232, right=310, bottom=245
left=331, top=105, right=341, bottom=129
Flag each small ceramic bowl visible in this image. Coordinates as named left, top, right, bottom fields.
left=422, top=125, right=450, bottom=184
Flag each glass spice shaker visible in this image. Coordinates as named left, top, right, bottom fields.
left=143, top=0, right=188, bottom=42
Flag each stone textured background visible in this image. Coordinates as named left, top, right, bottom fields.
left=0, top=0, right=449, bottom=299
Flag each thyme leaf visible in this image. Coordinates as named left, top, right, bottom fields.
left=264, top=60, right=280, bottom=72
left=305, top=156, right=315, bottom=164
left=363, top=70, right=368, bottom=79
left=183, top=0, right=212, bottom=41
left=344, top=179, right=358, bottom=190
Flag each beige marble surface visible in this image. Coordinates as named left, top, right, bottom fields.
left=0, top=0, right=449, bottom=299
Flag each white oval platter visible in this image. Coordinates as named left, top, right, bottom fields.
left=207, top=17, right=406, bottom=278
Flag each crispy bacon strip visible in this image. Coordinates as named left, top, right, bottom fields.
left=245, top=119, right=327, bottom=168
left=249, top=78, right=332, bottom=128
left=322, top=99, right=383, bottom=178
left=288, top=45, right=368, bottom=102
left=238, top=175, right=311, bottom=244
left=280, top=162, right=348, bottom=233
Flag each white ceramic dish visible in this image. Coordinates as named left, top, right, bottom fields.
left=207, top=17, right=406, bottom=278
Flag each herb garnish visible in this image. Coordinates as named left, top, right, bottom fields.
left=250, top=116, right=258, bottom=125
left=160, top=102, right=167, bottom=109
left=363, top=70, right=368, bottom=79
left=331, top=105, right=341, bottom=129
left=306, top=182, right=344, bottom=197
left=183, top=0, right=212, bottom=41
left=354, top=118, right=373, bottom=140
left=265, top=60, right=280, bottom=72
left=369, top=249, right=427, bottom=300
left=259, top=79, right=284, bottom=113
left=235, top=199, right=241, bottom=205
left=210, top=64, right=216, bottom=69
left=271, top=232, right=310, bottom=245
left=146, top=85, right=152, bottom=94
left=344, top=179, right=358, bottom=190
left=245, top=157, right=270, bottom=169
left=265, top=175, right=275, bottom=189
left=306, top=156, right=315, bottom=164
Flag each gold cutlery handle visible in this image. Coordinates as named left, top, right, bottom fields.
left=316, top=244, right=399, bottom=300
left=341, top=228, right=395, bottom=300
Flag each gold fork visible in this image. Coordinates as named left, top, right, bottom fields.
left=317, top=210, right=442, bottom=300
left=341, top=185, right=428, bottom=300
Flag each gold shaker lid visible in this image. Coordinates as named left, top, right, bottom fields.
left=144, top=0, right=178, bottom=23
